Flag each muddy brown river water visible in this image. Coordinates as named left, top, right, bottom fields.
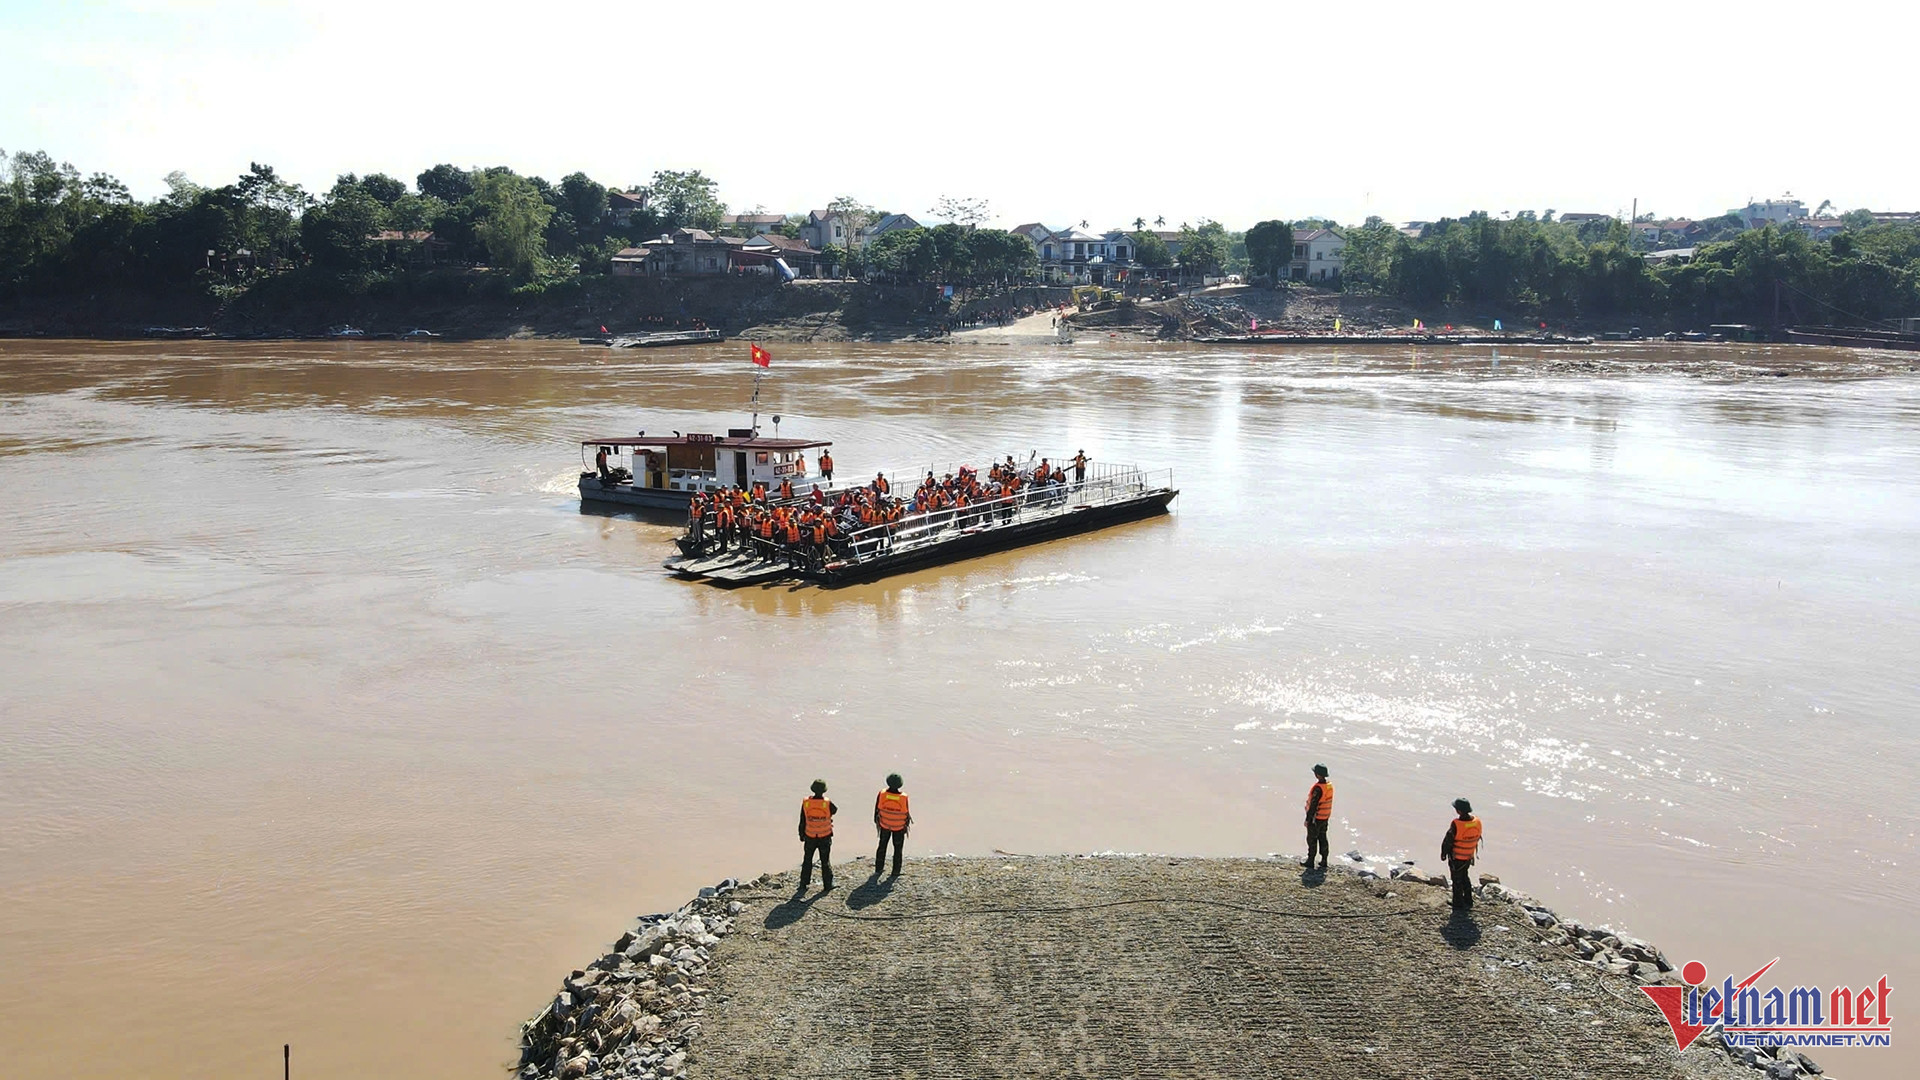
left=1, top=340, right=1915, bottom=1078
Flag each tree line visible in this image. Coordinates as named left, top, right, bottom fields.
left=7, top=147, right=1916, bottom=326
left=1334, top=212, right=1920, bottom=327
left=0, top=149, right=731, bottom=299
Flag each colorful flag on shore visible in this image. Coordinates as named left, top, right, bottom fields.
left=1334, top=317, right=1341, bottom=332
left=750, top=344, right=771, bottom=368
left=1414, top=318, right=1424, bottom=330
left=1494, top=319, right=1503, bottom=331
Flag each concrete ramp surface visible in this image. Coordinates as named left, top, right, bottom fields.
left=691, top=857, right=1747, bottom=1080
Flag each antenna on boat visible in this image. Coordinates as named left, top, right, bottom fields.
left=749, top=358, right=765, bottom=436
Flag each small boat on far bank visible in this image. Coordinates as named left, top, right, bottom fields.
left=578, top=329, right=724, bottom=348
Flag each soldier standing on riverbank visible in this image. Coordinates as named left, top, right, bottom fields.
left=799, top=780, right=836, bottom=893
left=1304, top=764, right=1333, bottom=870
left=873, top=774, right=912, bottom=878
left=1441, top=798, right=1482, bottom=909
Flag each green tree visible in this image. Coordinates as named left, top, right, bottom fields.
left=930, top=195, right=990, bottom=228
left=416, top=164, right=474, bottom=202
left=1339, top=217, right=1399, bottom=289
left=300, top=184, right=386, bottom=277
left=1130, top=231, right=1172, bottom=268
left=471, top=169, right=554, bottom=279
left=1176, top=219, right=1228, bottom=279
left=359, top=173, right=408, bottom=205
left=386, top=193, right=445, bottom=236
left=1244, top=220, right=1293, bottom=280
left=648, top=169, right=725, bottom=231
left=826, top=195, right=874, bottom=252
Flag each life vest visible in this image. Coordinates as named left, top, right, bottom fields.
left=876, top=790, right=910, bottom=831
left=802, top=797, right=833, bottom=838
left=784, top=521, right=801, bottom=543
left=1306, top=781, right=1333, bottom=821
left=780, top=479, right=793, bottom=500
left=877, top=476, right=890, bottom=495
left=821, top=453, right=833, bottom=471
left=1450, top=817, right=1482, bottom=862
left=757, top=516, right=774, bottom=539
left=811, top=522, right=827, bottom=544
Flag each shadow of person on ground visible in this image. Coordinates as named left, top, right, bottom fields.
left=1440, top=907, right=1481, bottom=950
left=764, top=888, right=828, bottom=930
left=1299, top=866, right=1327, bottom=888
left=847, top=873, right=897, bottom=911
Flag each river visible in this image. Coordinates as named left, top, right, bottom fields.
left=1, top=340, right=1914, bottom=1078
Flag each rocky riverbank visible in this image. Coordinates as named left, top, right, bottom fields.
left=516, top=854, right=1825, bottom=1080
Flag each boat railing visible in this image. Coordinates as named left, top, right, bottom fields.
left=836, top=465, right=1172, bottom=565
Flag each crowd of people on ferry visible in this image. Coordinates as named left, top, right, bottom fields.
left=682, top=451, right=1092, bottom=571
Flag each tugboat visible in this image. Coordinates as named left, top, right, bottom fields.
left=579, top=429, right=832, bottom=510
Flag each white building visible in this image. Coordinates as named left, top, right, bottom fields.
left=1732, top=196, right=1808, bottom=230
left=718, top=213, right=785, bottom=236
left=800, top=209, right=853, bottom=251
left=1289, top=228, right=1345, bottom=282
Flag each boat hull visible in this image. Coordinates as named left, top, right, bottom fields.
left=579, top=475, right=697, bottom=509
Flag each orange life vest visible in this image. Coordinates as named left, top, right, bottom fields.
left=812, top=522, right=827, bottom=544
left=1306, top=781, right=1333, bottom=821
left=757, top=516, right=774, bottom=539
left=876, top=790, right=910, bottom=831
left=802, top=796, right=833, bottom=838
left=784, top=520, right=801, bottom=543
left=821, top=453, right=833, bottom=471
left=1450, top=816, right=1482, bottom=862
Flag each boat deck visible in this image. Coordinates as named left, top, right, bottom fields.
left=664, top=466, right=1176, bottom=588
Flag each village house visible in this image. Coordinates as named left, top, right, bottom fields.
left=608, top=191, right=649, bottom=227
left=718, top=213, right=785, bottom=236
left=642, top=228, right=733, bottom=275
left=741, top=233, right=826, bottom=277
left=800, top=210, right=852, bottom=251
left=610, top=245, right=651, bottom=276
left=1007, top=223, right=1054, bottom=251
left=1289, top=228, right=1345, bottom=282
left=1033, top=227, right=1140, bottom=284
left=861, top=213, right=921, bottom=244
left=368, top=230, right=453, bottom=266
left=1732, top=196, right=1807, bottom=230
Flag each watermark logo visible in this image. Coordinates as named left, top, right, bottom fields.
left=1641, top=958, right=1894, bottom=1050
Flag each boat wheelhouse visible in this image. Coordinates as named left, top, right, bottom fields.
left=580, top=431, right=832, bottom=509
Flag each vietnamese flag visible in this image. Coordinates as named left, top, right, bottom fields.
left=750, top=344, right=771, bottom=368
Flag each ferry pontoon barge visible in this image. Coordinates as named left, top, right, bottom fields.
left=663, top=462, right=1177, bottom=587
left=580, top=432, right=832, bottom=510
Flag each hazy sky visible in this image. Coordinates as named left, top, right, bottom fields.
left=5, top=0, right=1915, bottom=229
